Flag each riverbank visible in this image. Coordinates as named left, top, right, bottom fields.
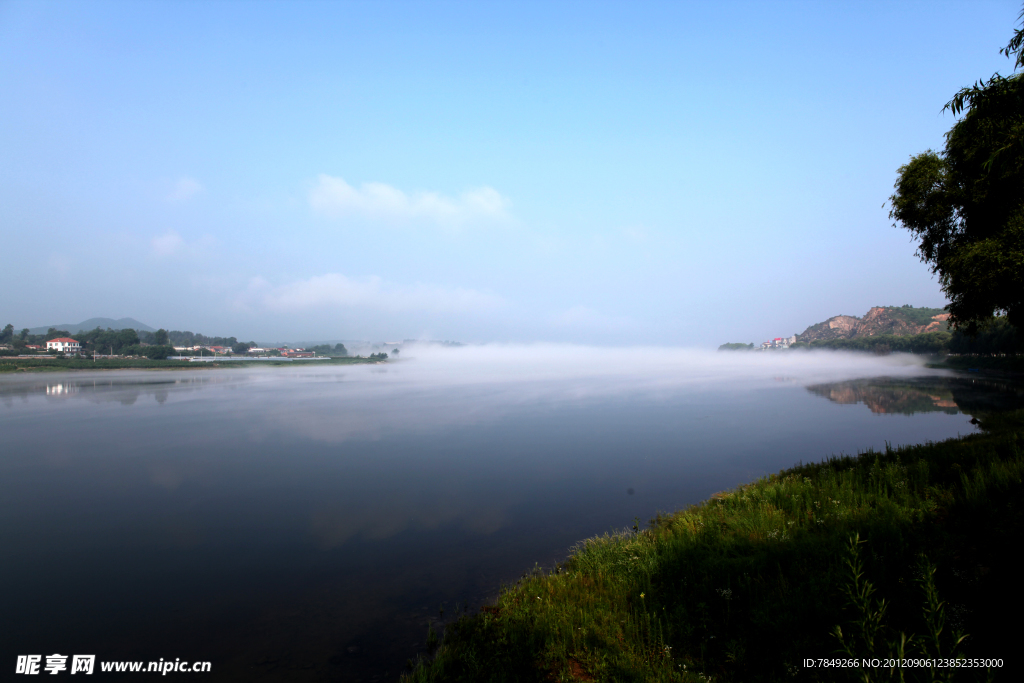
left=929, top=355, right=1024, bottom=378
left=406, top=408, right=1023, bottom=682
left=0, top=356, right=385, bottom=372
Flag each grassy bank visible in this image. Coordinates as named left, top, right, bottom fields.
left=407, top=412, right=1024, bottom=682
left=0, top=356, right=384, bottom=372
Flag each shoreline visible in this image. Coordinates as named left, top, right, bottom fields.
left=406, top=400, right=1023, bottom=682
left=0, top=356, right=386, bottom=373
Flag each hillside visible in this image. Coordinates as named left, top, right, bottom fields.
left=27, top=317, right=155, bottom=335
left=796, top=305, right=949, bottom=343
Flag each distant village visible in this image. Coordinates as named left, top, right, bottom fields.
left=0, top=336, right=332, bottom=359
left=759, top=335, right=798, bottom=350
left=170, top=345, right=320, bottom=358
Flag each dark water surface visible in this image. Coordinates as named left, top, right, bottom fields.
left=1, top=349, right=1013, bottom=681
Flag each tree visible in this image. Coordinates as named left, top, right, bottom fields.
left=231, top=342, right=252, bottom=354
left=890, top=11, right=1024, bottom=334
left=153, top=328, right=169, bottom=345
left=144, top=345, right=173, bottom=360
left=0, top=324, right=12, bottom=343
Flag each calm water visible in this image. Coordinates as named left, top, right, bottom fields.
left=2, top=348, right=1017, bottom=681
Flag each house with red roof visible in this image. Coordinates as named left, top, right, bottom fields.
left=46, top=337, right=82, bottom=354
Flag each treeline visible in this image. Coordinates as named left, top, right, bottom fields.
left=307, top=343, right=348, bottom=356
left=0, top=324, right=176, bottom=359
left=797, top=331, right=953, bottom=354
left=0, top=324, right=82, bottom=348
left=165, top=330, right=238, bottom=348
left=718, top=342, right=755, bottom=351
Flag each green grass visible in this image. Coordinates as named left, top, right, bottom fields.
left=407, top=412, right=1024, bottom=682
left=0, top=358, right=198, bottom=372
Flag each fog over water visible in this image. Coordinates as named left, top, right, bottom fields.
left=1, top=347, right=992, bottom=681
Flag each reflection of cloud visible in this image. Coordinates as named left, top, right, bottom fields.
left=240, top=273, right=503, bottom=313
left=309, top=175, right=510, bottom=228
left=167, top=177, right=203, bottom=201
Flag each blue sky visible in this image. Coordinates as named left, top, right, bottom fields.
left=1, top=0, right=1020, bottom=345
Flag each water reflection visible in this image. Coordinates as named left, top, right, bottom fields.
left=0, top=373, right=234, bottom=408
left=0, top=354, right=998, bottom=681
left=806, top=376, right=1024, bottom=416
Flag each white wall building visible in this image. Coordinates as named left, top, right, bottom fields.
left=46, top=337, right=82, bottom=353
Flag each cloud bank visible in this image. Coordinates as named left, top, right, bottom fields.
left=241, top=272, right=503, bottom=314
left=309, top=175, right=510, bottom=228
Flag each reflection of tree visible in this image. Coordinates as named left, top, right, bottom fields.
left=806, top=377, right=1024, bottom=417
left=948, top=377, right=1024, bottom=416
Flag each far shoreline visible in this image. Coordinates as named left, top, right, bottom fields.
left=0, top=356, right=386, bottom=373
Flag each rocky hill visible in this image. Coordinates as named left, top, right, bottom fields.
left=796, top=305, right=949, bottom=343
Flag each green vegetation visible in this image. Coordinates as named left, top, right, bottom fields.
left=736, top=317, right=1021, bottom=358
left=947, top=317, right=1023, bottom=355
left=165, top=329, right=238, bottom=348
left=879, top=305, right=948, bottom=327
left=232, top=341, right=255, bottom=354
left=308, top=342, right=349, bottom=356
left=804, top=332, right=952, bottom=355
left=0, top=358, right=197, bottom=372
left=889, top=14, right=1024, bottom=334
left=717, top=343, right=754, bottom=351
left=0, top=324, right=177, bottom=358
left=407, top=410, right=1023, bottom=682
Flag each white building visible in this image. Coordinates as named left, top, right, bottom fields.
left=46, top=337, right=82, bottom=354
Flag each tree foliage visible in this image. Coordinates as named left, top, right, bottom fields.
left=718, top=342, right=754, bottom=351
left=890, top=11, right=1024, bottom=334
left=308, top=343, right=348, bottom=357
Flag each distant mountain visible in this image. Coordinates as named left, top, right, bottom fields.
left=28, top=317, right=156, bottom=335
left=796, top=306, right=949, bottom=343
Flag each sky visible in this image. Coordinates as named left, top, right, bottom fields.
left=1, top=0, right=1020, bottom=346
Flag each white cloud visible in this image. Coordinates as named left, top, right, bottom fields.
left=151, top=231, right=185, bottom=256
left=150, top=230, right=214, bottom=258
left=241, top=273, right=503, bottom=314
left=167, top=177, right=203, bottom=202
left=309, top=175, right=510, bottom=228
